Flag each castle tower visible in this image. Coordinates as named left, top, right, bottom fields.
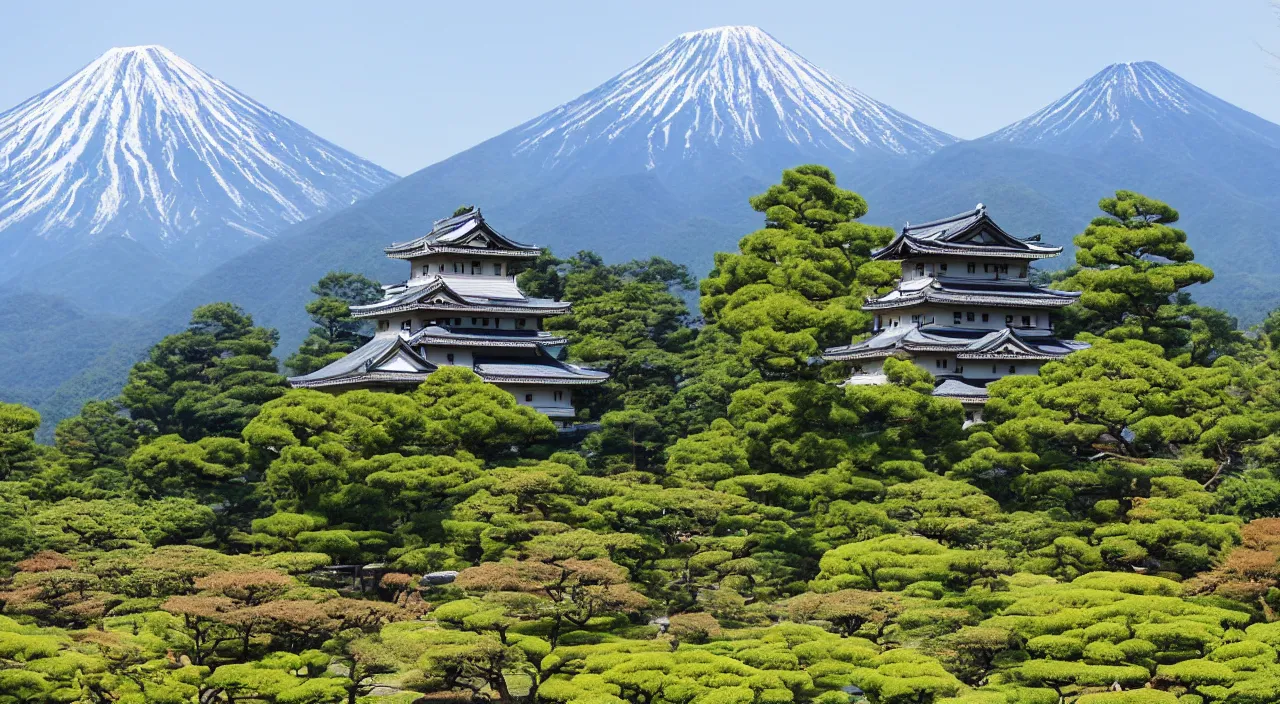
left=822, top=205, right=1087, bottom=423
left=288, top=208, right=607, bottom=421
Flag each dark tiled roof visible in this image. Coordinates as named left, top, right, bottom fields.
left=385, top=209, right=541, bottom=258
left=288, top=335, right=435, bottom=388
left=874, top=205, right=1062, bottom=261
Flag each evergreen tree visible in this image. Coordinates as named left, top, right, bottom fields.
left=700, top=164, right=897, bottom=379
left=120, top=303, right=287, bottom=440
left=284, top=272, right=383, bottom=376
left=1061, top=190, right=1215, bottom=356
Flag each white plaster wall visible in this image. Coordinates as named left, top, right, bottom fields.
left=496, top=384, right=575, bottom=417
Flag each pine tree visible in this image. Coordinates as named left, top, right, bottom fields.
left=285, top=272, right=383, bottom=376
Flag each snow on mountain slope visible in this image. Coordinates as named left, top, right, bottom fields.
left=0, top=45, right=396, bottom=270
left=985, top=61, right=1280, bottom=152
left=513, top=26, right=956, bottom=170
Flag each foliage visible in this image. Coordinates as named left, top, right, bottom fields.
left=284, top=271, right=384, bottom=376
left=7, top=170, right=1280, bottom=704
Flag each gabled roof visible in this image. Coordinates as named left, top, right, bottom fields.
left=822, top=325, right=1088, bottom=362
left=288, top=334, right=436, bottom=389
left=473, top=346, right=609, bottom=386
left=408, top=325, right=569, bottom=349
left=874, top=205, right=1062, bottom=261
left=385, top=209, right=541, bottom=259
left=863, top=276, right=1080, bottom=311
left=351, top=275, right=571, bottom=318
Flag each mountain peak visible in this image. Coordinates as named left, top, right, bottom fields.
left=103, top=44, right=174, bottom=55
left=982, top=60, right=1280, bottom=152
left=676, top=25, right=771, bottom=40
left=0, top=44, right=396, bottom=277
left=511, top=26, right=955, bottom=170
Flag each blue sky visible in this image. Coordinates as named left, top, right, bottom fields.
left=3, top=0, right=1278, bottom=174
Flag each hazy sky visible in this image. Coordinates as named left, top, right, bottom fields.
left=3, top=1, right=1279, bottom=174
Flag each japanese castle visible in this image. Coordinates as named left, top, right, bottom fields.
left=823, top=205, right=1087, bottom=422
left=288, top=208, right=608, bottom=420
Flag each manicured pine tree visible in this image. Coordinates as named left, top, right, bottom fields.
left=284, top=271, right=383, bottom=376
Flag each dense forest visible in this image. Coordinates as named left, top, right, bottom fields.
left=5, top=165, right=1280, bottom=704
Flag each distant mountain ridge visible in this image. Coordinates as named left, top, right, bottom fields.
left=0, top=45, right=397, bottom=313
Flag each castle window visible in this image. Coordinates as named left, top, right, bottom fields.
left=516, top=318, right=527, bottom=329
left=453, top=262, right=461, bottom=273
left=953, top=312, right=962, bottom=324
left=940, top=263, right=948, bottom=273
left=984, top=263, right=991, bottom=273
left=999, top=264, right=1009, bottom=274
left=1009, top=365, right=1017, bottom=374
left=982, top=313, right=989, bottom=322
left=439, top=264, right=445, bottom=272
left=525, top=394, right=534, bottom=402
left=967, top=263, right=976, bottom=274
left=401, top=320, right=412, bottom=331
left=482, top=318, right=490, bottom=326
left=1005, top=314, right=1014, bottom=326
left=992, top=364, right=998, bottom=374
left=446, top=353, right=454, bottom=363
left=1019, top=265, right=1027, bottom=277
left=471, top=261, right=481, bottom=274
left=966, top=312, right=975, bottom=322
left=554, top=390, right=564, bottom=402
left=378, top=320, right=389, bottom=331
left=911, top=314, right=920, bottom=324
left=916, top=263, right=925, bottom=276
left=422, top=265, right=429, bottom=276
left=471, top=317, right=478, bottom=325
left=454, top=318, right=462, bottom=325
left=493, top=263, right=502, bottom=275
left=1022, top=315, right=1032, bottom=327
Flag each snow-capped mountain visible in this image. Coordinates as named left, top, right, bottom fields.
left=514, top=26, right=956, bottom=170
left=984, top=61, right=1280, bottom=157
left=0, top=45, right=396, bottom=285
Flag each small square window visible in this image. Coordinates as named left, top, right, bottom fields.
left=916, top=263, right=925, bottom=276
left=1022, top=315, right=1032, bottom=327
left=454, top=318, right=462, bottom=325
left=446, top=353, right=454, bottom=363
left=554, top=391, right=563, bottom=402
left=471, top=317, right=478, bottom=325
left=966, top=312, right=975, bottom=322
left=982, top=313, right=989, bottom=322
left=472, top=261, right=481, bottom=274
left=911, top=314, right=920, bottom=324
left=967, top=263, right=976, bottom=274
left=525, top=394, right=534, bottom=402
left=984, top=263, right=990, bottom=273
left=516, top=318, right=527, bottom=329
left=453, top=262, right=461, bottom=273
left=401, top=320, right=412, bottom=331
left=422, top=265, right=429, bottom=276
left=1005, top=314, right=1014, bottom=325
left=940, top=263, right=948, bottom=273
left=953, top=312, right=962, bottom=324
left=493, top=263, right=502, bottom=275
left=1000, top=264, right=1009, bottom=274
left=482, top=318, right=490, bottom=326
left=438, top=264, right=445, bottom=273
left=1009, top=365, right=1017, bottom=374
